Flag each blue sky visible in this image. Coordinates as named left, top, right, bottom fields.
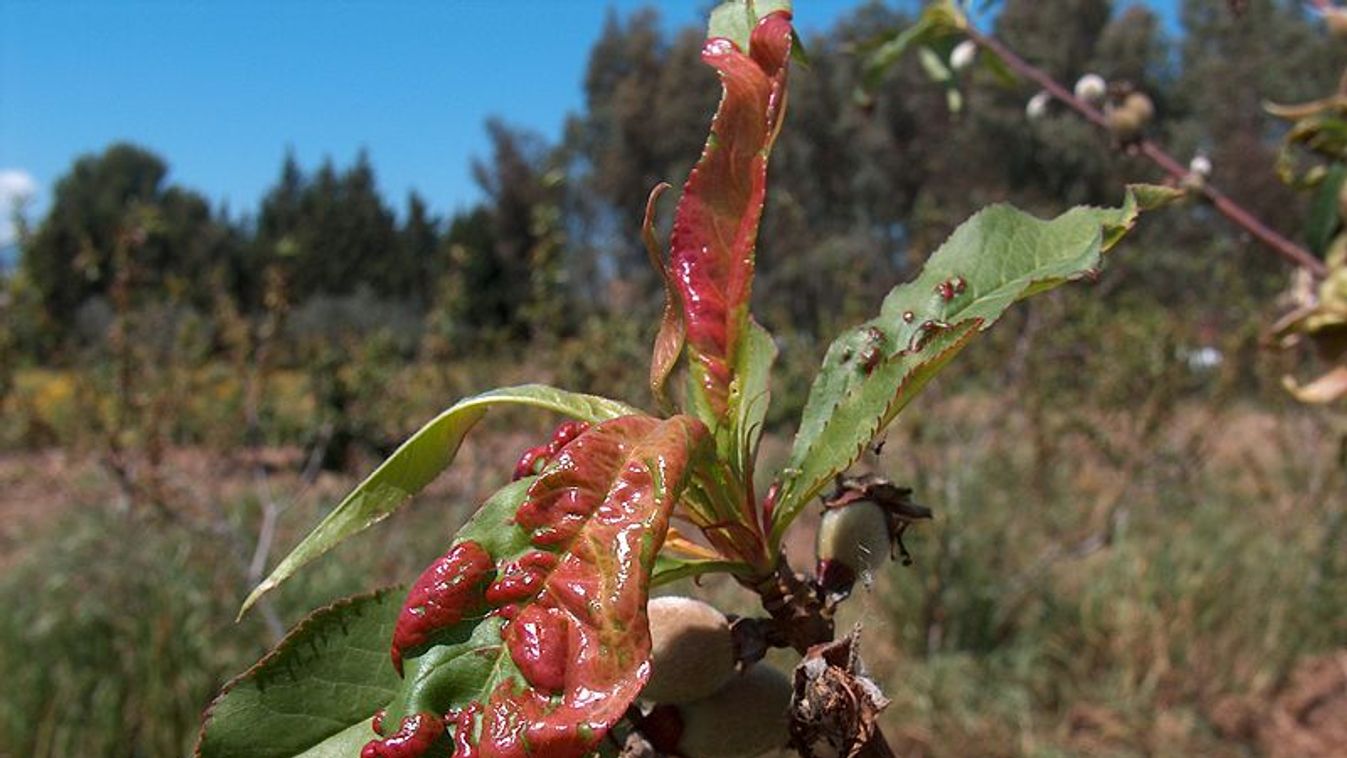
left=0, top=1, right=1180, bottom=244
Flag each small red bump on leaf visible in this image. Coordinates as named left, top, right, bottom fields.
left=485, top=551, right=557, bottom=606
left=505, top=604, right=570, bottom=693
left=361, top=713, right=446, bottom=758
left=391, top=541, right=493, bottom=675
left=448, top=703, right=483, bottom=758
left=548, top=421, right=590, bottom=453
left=512, top=445, right=550, bottom=481
left=373, top=708, right=387, bottom=736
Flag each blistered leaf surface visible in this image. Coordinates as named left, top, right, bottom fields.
left=370, top=416, right=708, bottom=758
left=770, top=192, right=1143, bottom=544
left=667, top=9, right=792, bottom=425
left=241, top=385, right=639, bottom=617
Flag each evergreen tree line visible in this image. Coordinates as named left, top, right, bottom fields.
left=9, top=0, right=1344, bottom=362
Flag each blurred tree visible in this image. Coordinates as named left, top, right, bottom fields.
left=22, top=143, right=236, bottom=337
left=254, top=151, right=399, bottom=301
left=469, top=119, right=572, bottom=341
left=395, top=192, right=441, bottom=309
left=565, top=10, right=718, bottom=278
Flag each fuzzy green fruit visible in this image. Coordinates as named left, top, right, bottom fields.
left=1123, top=91, right=1154, bottom=122
left=1106, top=104, right=1145, bottom=141
left=642, top=596, right=736, bottom=704
left=677, top=665, right=793, bottom=758
left=816, top=499, right=891, bottom=579
left=1327, top=8, right=1347, bottom=40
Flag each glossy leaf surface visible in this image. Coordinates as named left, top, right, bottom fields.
left=373, top=415, right=708, bottom=758
left=666, top=8, right=792, bottom=428
left=241, top=385, right=640, bottom=617
left=196, top=589, right=404, bottom=758
left=769, top=192, right=1144, bottom=545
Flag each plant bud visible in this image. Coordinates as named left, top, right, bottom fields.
left=677, top=665, right=793, bottom=758
left=1325, top=8, right=1347, bottom=40
left=1189, top=153, right=1212, bottom=178
left=949, top=40, right=977, bottom=72
left=1026, top=90, right=1051, bottom=120
left=1106, top=103, right=1145, bottom=141
left=1073, top=73, right=1107, bottom=103
left=642, top=596, right=736, bottom=704
left=816, top=499, right=891, bottom=589
left=1123, top=91, right=1154, bottom=122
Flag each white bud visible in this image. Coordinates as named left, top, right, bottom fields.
left=1026, top=90, right=1051, bottom=120
left=949, top=40, right=977, bottom=72
left=1189, top=153, right=1212, bottom=178
left=1073, top=73, right=1107, bottom=103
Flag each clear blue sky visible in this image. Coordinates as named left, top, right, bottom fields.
left=0, top=0, right=1180, bottom=240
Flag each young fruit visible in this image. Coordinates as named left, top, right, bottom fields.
left=1106, top=102, right=1146, bottom=141
left=1326, top=8, right=1347, bottom=40
left=642, top=596, right=736, bottom=704
left=675, top=665, right=793, bottom=758
left=815, top=498, right=891, bottom=593
left=1123, top=91, right=1154, bottom=122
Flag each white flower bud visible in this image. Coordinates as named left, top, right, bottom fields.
left=1074, top=73, right=1107, bottom=103
left=950, top=40, right=977, bottom=72
left=1189, top=153, right=1212, bottom=178
left=1026, top=90, right=1051, bottom=120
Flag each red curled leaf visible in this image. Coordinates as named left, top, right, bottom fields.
left=475, top=415, right=708, bottom=758
left=667, top=10, right=793, bottom=422
left=362, top=713, right=446, bottom=758
left=375, top=415, right=708, bottom=758
left=390, top=541, right=494, bottom=675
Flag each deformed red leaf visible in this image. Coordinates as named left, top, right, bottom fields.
left=478, top=415, right=707, bottom=758
left=666, top=11, right=793, bottom=419
left=367, top=415, right=708, bottom=758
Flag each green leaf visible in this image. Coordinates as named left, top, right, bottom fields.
left=728, top=320, right=777, bottom=481
left=374, top=415, right=708, bottom=758
left=652, top=554, right=753, bottom=586
left=240, top=385, right=640, bottom=618
left=862, top=0, right=966, bottom=90
left=769, top=191, right=1143, bottom=546
left=708, top=0, right=792, bottom=53
left=1308, top=163, right=1347, bottom=255
left=196, top=588, right=404, bottom=758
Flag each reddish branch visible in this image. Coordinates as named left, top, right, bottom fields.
left=963, top=24, right=1330, bottom=280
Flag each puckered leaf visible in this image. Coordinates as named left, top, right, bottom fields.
left=769, top=191, right=1144, bottom=546
left=196, top=588, right=404, bottom=758
left=707, top=0, right=791, bottom=53
left=241, top=385, right=640, bottom=618
left=666, top=8, right=792, bottom=427
left=367, top=415, right=708, bottom=758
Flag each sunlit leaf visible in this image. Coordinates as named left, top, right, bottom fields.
left=1308, top=164, right=1346, bottom=255
left=240, top=385, right=640, bottom=617
left=196, top=589, right=403, bottom=758
left=371, top=415, right=708, bottom=758
left=769, top=190, right=1145, bottom=545
left=664, top=8, right=792, bottom=433
left=707, top=0, right=792, bottom=53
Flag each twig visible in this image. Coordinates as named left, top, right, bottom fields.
left=963, top=24, right=1330, bottom=279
